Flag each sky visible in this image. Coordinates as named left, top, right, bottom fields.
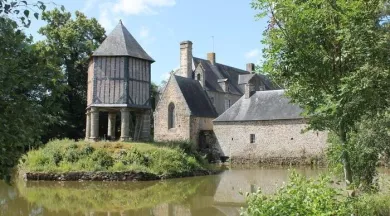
left=26, top=0, right=269, bottom=84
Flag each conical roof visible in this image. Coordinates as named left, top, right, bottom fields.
left=93, top=21, right=154, bottom=62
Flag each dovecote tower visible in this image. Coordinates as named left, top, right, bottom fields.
left=85, top=21, right=154, bottom=141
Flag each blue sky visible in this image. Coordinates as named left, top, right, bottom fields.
left=26, top=0, right=269, bottom=84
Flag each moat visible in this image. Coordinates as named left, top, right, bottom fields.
left=0, top=167, right=326, bottom=216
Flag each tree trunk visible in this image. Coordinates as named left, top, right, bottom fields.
left=340, top=127, right=353, bottom=185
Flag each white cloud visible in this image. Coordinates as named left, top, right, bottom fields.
left=82, top=0, right=99, bottom=13
left=245, top=48, right=260, bottom=59
left=99, top=4, right=117, bottom=31
left=113, top=0, right=176, bottom=15
left=139, top=26, right=150, bottom=39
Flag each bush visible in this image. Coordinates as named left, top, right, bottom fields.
left=91, top=149, right=114, bottom=169
left=241, top=171, right=354, bottom=216
left=19, top=139, right=209, bottom=175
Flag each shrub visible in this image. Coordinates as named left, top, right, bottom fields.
left=20, top=139, right=210, bottom=175
left=241, top=171, right=353, bottom=216
left=91, top=149, right=114, bottom=169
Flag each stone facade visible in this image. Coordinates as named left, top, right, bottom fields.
left=154, top=76, right=215, bottom=144
left=213, top=119, right=327, bottom=164
left=154, top=76, right=192, bottom=142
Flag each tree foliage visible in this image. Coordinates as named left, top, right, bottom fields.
left=36, top=8, right=106, bottom=141
left=252, top=0, right=390, bottom=184
left=0, top=17, right=62, bottom=178
left=0, top=0, right=48, bottom=27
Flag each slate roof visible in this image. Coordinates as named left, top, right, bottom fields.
left=193, top=57, right=277, bottom=94
left=193, top=57, right=248, bottom=95
left=174, top=75, right=218, bottom=118
left=214, top=90, right=303, bottom=122
left=93, top=21, right=154, bottom=62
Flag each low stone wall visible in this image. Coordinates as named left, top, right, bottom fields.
left=22, top=170, right=221, bottom=182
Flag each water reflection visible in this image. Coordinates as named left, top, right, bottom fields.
left=0, top=167, right=324, bottom=216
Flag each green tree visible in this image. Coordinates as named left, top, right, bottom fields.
left=252, top=0, right=390, bottom=185
left=36, top=8, right=106, bottom=141
left=0, top=17, right=62, bottom=178
left=0, top=0, right=48, bottom=27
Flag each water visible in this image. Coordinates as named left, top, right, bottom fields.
left=0, top=167, right=325, bottom=216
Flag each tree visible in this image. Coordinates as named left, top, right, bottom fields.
left=36, top=8, right=106, bottom=141
left=252, top=0, right=390, bottom=185
left=0, top=17, right=62, bottom=179
left=0, top=0, right=48, bottom=27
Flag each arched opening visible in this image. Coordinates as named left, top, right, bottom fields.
left=168, top=102, right=175, bottom=129
left=197, top=73, right=201, bottom=81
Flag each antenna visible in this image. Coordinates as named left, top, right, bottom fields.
left=212, top=36, right=215, bottom=52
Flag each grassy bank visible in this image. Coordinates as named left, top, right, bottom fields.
left=19, top=139, right=210, bottom=177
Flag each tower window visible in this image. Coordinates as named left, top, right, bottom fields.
left=168, top=102, right=175, bottom=129
left=250, top=134, right=255, bottom=143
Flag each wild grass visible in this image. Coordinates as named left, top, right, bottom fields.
left=19, top=139, right=209, bottom=176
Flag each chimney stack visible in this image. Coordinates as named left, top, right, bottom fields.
left=179, top=41, right=193, bottom=78
left=246, top=63, right=255, bottom=73
left=207, top=52, right=216, bottom=65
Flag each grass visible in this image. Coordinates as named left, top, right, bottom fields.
left=19, top=139, right=210, bottom=177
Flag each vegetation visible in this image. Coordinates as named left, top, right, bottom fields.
left=0, top=5, right=106, bottom=179
left=0, top=17, right=62, bottom=179
left=19, top=139, right=209, bottom=176
left=252, top=0, right=390, bottom=186
left=37, top=8, right=106, bottom=141
left=242, top=172, right=390, bottom=216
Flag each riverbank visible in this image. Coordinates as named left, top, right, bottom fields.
left=19, top=139, right=217, bottom=181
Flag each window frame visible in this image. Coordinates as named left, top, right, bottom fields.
left=250, top=134, right=255, bottom=143
left=168, top=102, right=175, bottom=129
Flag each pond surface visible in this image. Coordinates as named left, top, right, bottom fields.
left=0, top=167, right=325, bottom=216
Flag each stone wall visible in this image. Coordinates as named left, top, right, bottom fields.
left=154, top=76, right=191, bottom=142
left=213, top=119, right=327, bottom=164
left=206, top=91, right=242, bottom=115
left=189, top=116, right=214, bottom=145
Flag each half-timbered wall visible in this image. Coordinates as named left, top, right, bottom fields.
left=87, top=60, right=94, bottom=105
left=92, top=56, right=151, bottom=108
left=127, top=58, right=151, bottom=107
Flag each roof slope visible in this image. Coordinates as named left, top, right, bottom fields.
left=214, top=90, right=303, bottom=122
left=93, top=21, right=154, bottom=62
left=174, top=75, right=218, bottom=118
left=193, top=57, right=277, bottom=94
left=193, top=57, right=248, bottom=95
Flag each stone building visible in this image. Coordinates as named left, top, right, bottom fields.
left=85, top=21, right=153, bottom=141
left=153, top=74, right=218, bottom=144
left=176, top=41, right=275, bottom=115
left=213, top=87, right=327, bottom=163
left=154, top=40, right=275, bottom=144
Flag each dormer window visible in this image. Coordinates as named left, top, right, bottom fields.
left=197, top=73, right=201, bottom=81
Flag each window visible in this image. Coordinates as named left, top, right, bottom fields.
left=168, top=103, right=175, bottom=129
left=250, top=134, right=255, bottom=143
left=224, top=99, right=230, bottom=110
left=197, top=73, right=201, bottom=81
left=225, top=99, right=231, bottom=110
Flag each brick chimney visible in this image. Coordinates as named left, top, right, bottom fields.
left=246, top=63, right=255, bottom=73
left=179, top=41, right=193, bottom=78
left=207, top=52, right=216, bottom=65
